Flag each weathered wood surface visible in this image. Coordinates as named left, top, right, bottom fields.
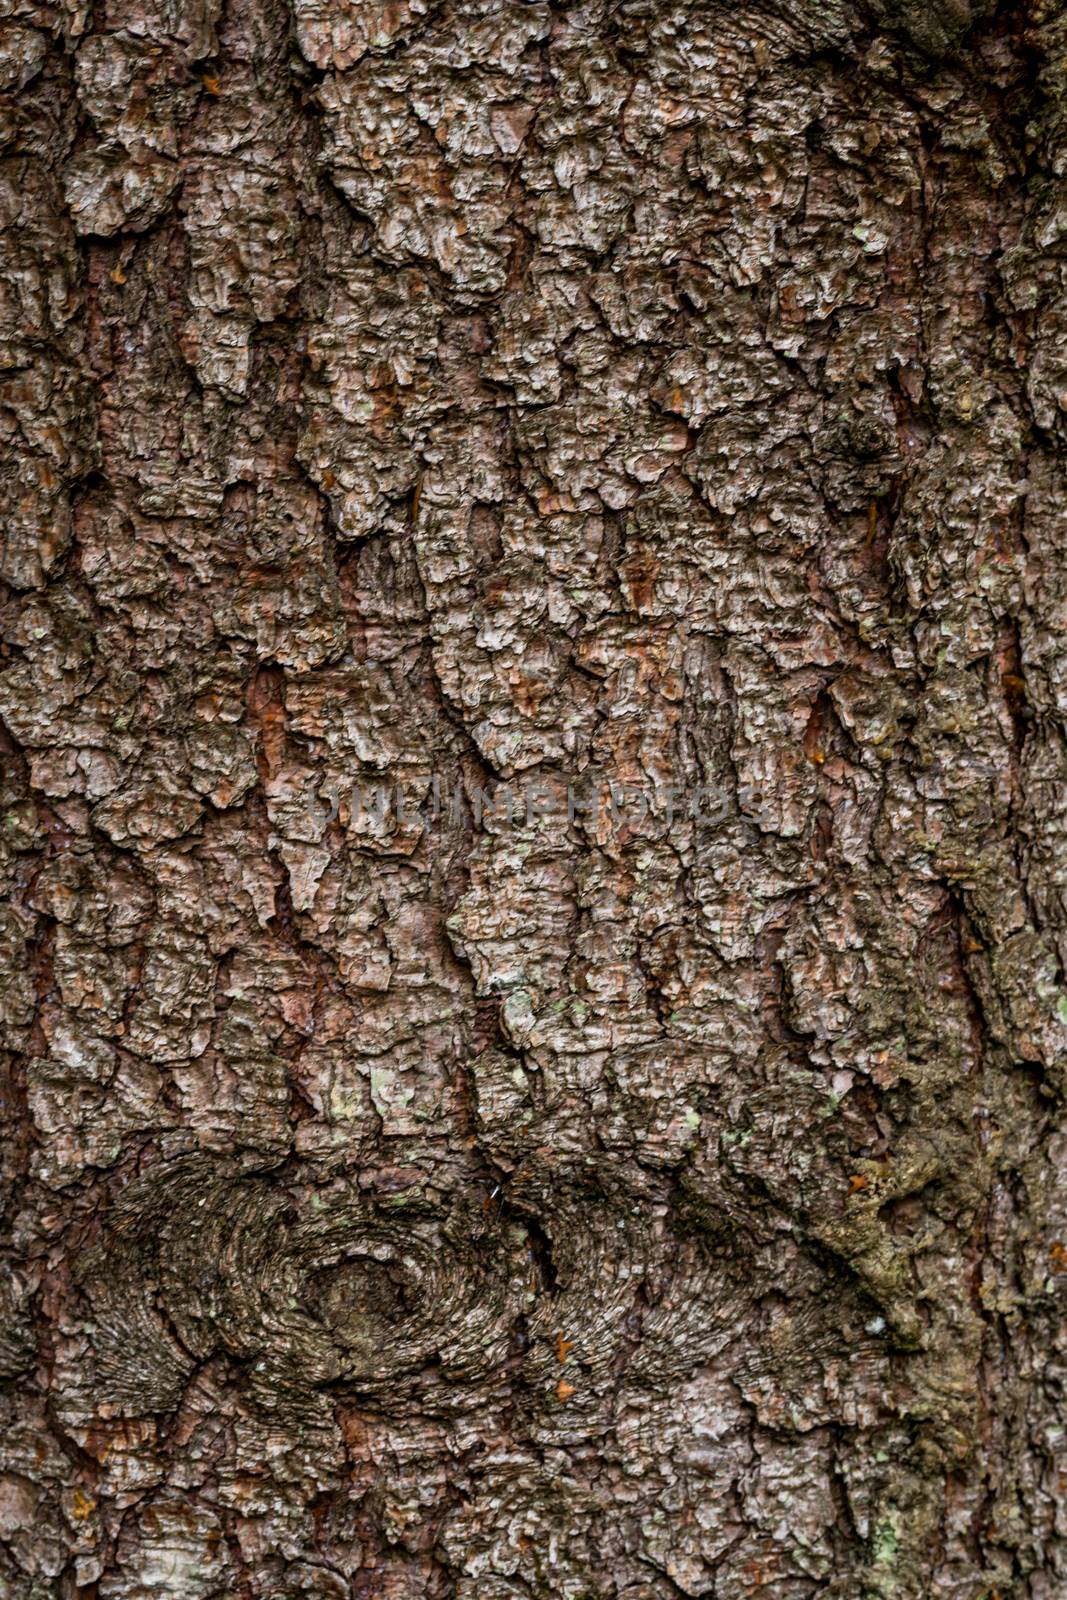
left=2, top=0, right=1067, bottom=1595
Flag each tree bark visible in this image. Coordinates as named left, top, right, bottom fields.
left=3, top=0, right=1067, bottom=1595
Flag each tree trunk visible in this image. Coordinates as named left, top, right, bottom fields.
left=3, top=0, right=1067, bottom=1595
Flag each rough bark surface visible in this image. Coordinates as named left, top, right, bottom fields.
left=3, top=0, right=1067, bottom=1595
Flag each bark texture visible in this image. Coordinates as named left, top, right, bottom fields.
left=3, top=0, right=1067, bottom=1595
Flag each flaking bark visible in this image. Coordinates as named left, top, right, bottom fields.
left=2, top=0, right=1067, bottom=1596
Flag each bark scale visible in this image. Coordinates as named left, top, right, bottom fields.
left=2, top=0, right=1067, bottom=1596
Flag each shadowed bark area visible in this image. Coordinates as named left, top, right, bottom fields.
left=2, top=0, right=1067, bottom=1595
